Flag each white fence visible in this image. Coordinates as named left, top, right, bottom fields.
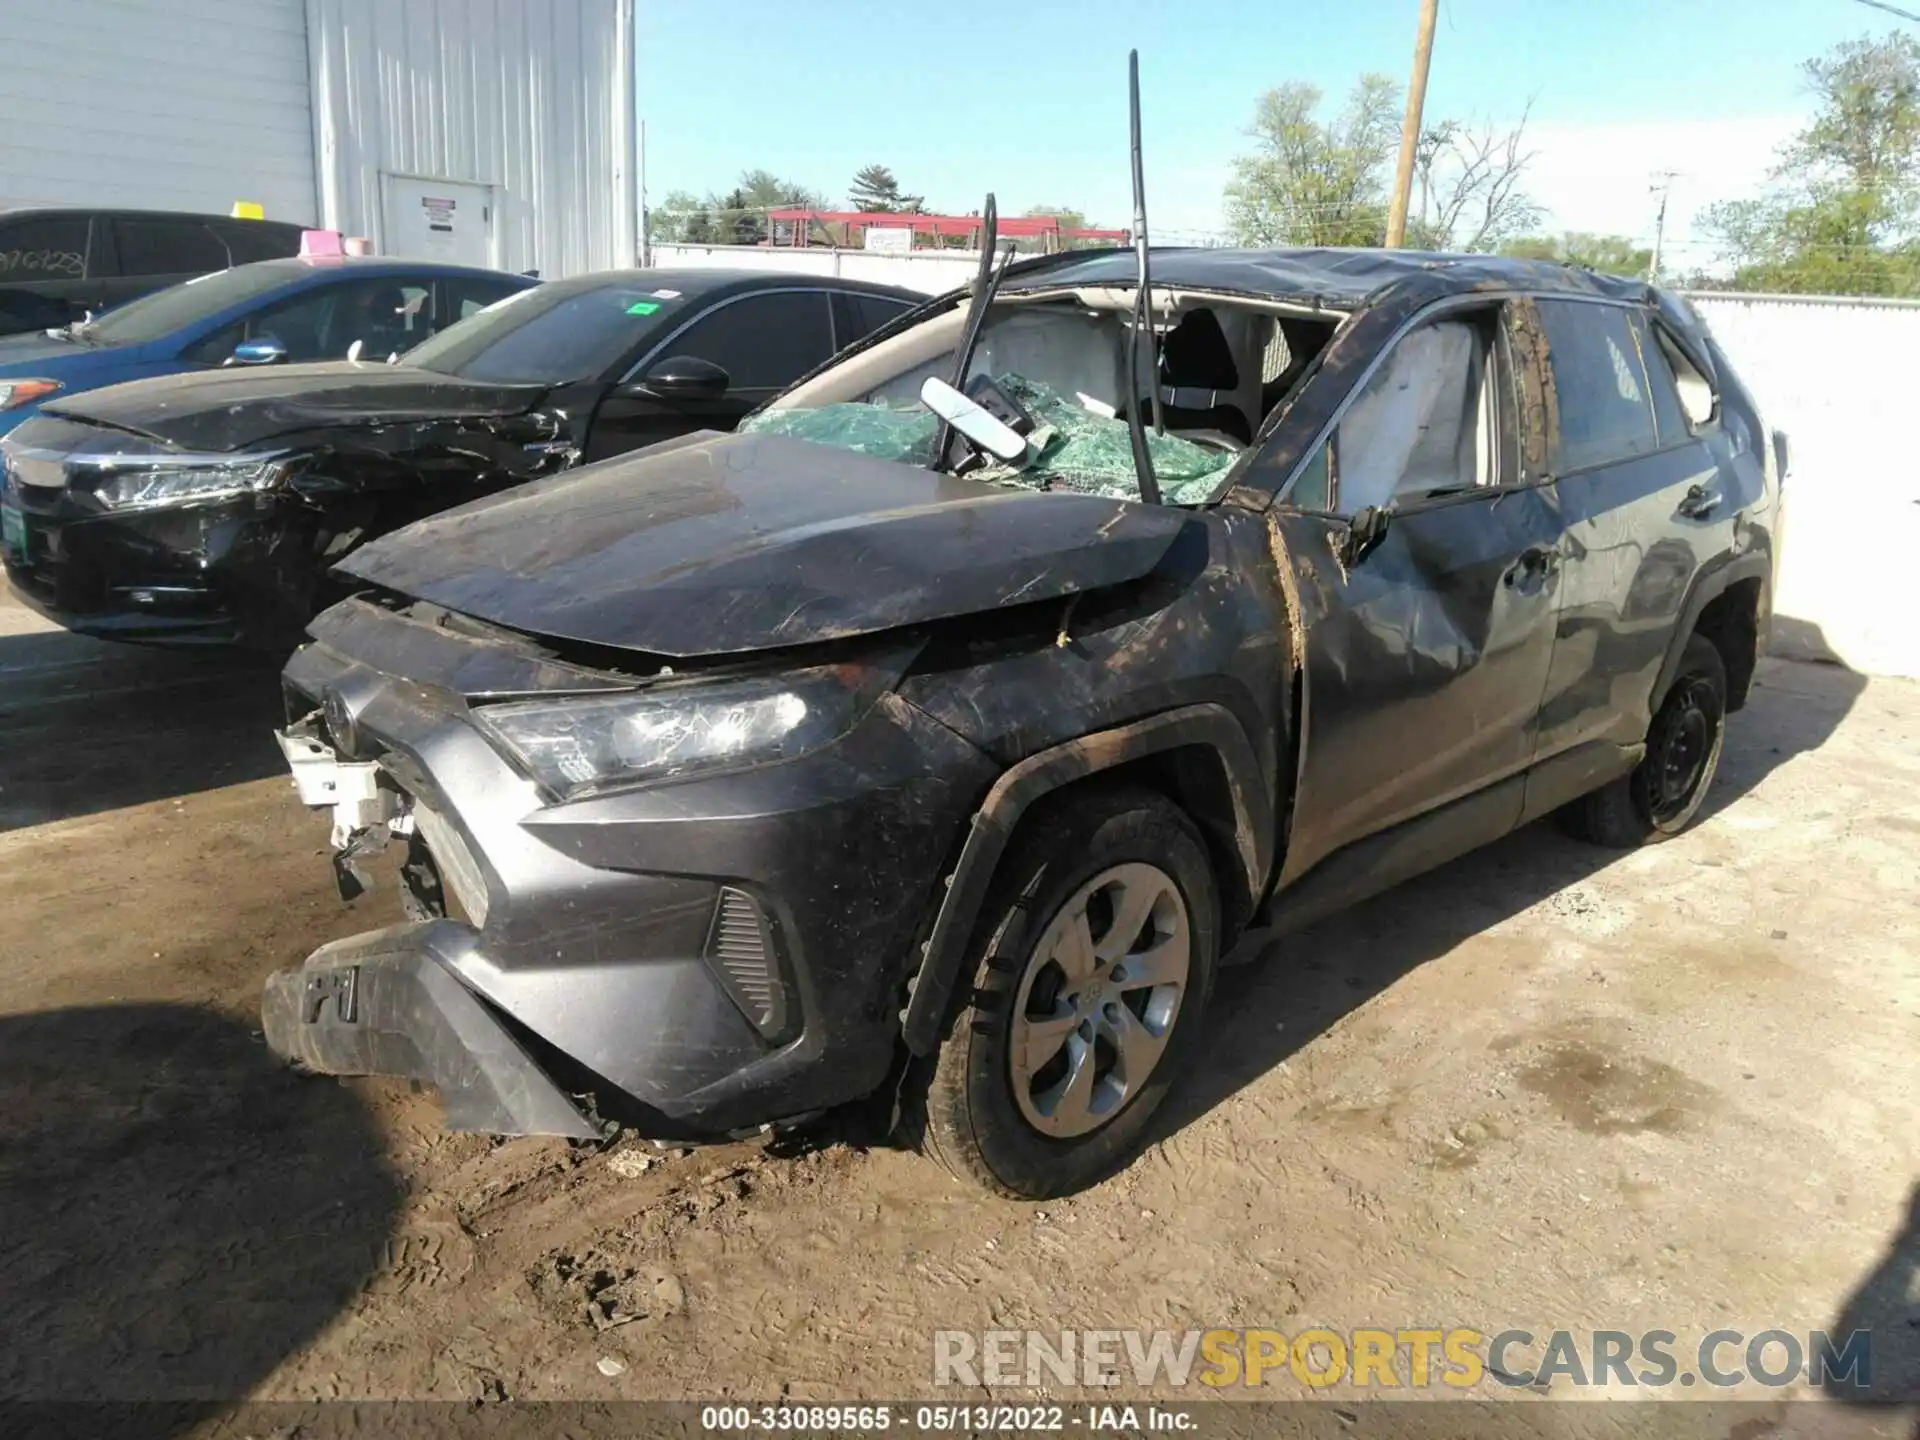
left=650, top=241, right=980, bottom=294
left=1686, top=294, right=1918, bottom=676
left=646, top=245, right=1920, bottom=675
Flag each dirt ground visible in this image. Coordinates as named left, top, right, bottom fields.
left=1, top=586, right=1915, bottom=1420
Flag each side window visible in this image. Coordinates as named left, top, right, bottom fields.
left=440, top=278, right=523, bottom=332
left=216, top=222, right=299, bottom=266
left=0, top=216, right=90, bottom=282
left=847, top=292, right=914, bottom=343
left=1537, top=301, right=1659, bottom=472
left=243, top=279, right=433, bottom=363
left=1331, top=316, right=1502, bottom=514
left=1638, top=314, right=1717, bottom=435
left=114, top=218, right=231, bottom=277
left=663, top=291, right=835, bottom=390
left=1286, top=443, right=1333, bottom=512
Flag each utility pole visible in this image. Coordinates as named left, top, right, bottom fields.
left=1649, top=170, right=1679, bottom=282
left=1385, top=0, right=1440, bottom=248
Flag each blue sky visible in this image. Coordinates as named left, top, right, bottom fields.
left=639, top=0, right=1911, bottom=259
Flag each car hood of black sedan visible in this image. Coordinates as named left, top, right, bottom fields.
left=38, top=361, right=552, bottom=451
left=335, top=430, right=1191, bottom=657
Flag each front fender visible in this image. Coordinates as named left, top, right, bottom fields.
left=897, top=703, right=1270, bottom=1055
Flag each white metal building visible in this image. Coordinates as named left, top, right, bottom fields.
left=0, top=0, right=637, bottom=278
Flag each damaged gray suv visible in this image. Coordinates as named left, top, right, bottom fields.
left=262, top=247, right=1784, bottom=1198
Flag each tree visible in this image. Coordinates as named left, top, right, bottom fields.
left=1225, top=77, right=1400, bottom=246
left=1406, top=105, right=1543, bottom=251
left=649, top=189, right=708, bottom=245
left=653, top=170, right=826, bottom=247
left=849, top=164, right=924, bottom=213
left=1021, top=204, right=1100, bottom=251
left=1702, top=33, right=1920, bottom=294
left=1498, top=231, right=1654, bottom=277
left=1225, top=77, right=1536, bottom=251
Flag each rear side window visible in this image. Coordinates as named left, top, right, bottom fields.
left=846, top=292, right=914, bottom=342
left=0, top=216, right=90, bottom=281
left=114, top=218, right=231, bottom=277
left=1538, top=301, right=1659, bottom=473
left=216, top=222, right=300, bottom=266
left=662, top=291, right=835, bottom=391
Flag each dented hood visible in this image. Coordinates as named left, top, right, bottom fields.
left=39, top=362, right=551, bottom=451
left=336, top=431, right=1188, bottom=657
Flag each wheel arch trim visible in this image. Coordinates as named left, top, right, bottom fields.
left=1653, top=550, right=1772, bottom=708
left=899, top=704, right=1270, bottom=1056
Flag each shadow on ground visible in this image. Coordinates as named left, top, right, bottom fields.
left=0, top=626, right=287, bottom=831
left=0, top=1003, right=401, bottom=1405
left=1156, top=652, right=1869, bottom=1143
left=1827, top=1184, right=1920, bottom=1405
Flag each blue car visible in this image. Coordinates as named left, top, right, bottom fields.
left=0, top=256, right=535, bottom=437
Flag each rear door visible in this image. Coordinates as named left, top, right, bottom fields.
left=103, top=214, right=233, bottom=312
left=1529, top=299, right=1730, bottom=788
left=584, top=288, right=839, bottom=462
left=1272, top=300, right=1565, bottom=886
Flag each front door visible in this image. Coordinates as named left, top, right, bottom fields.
left=584, top=288, right=840, bottom=462
left=1273, top=303, right=1565, bottom=886
left=383, top=175, right=495, bottom=269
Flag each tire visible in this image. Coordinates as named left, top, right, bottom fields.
left=1565, top=633, right=1728, bottom=848
left=916, top=785, right=1219, bottom=1200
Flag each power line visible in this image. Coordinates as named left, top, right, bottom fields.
left=1854, top=0, right=1920, bottom=23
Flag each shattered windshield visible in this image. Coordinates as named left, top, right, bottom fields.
left=739, top=300, right=1246, bottom=505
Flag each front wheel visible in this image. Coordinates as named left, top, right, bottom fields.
left=1565, top=633, right=1728, bottom=847
left=916, top=786, right=1219, bottom=1200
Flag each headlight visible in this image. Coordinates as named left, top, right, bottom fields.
left=0, top=379, right=61, bottom=411
left=83, top=454, right=284, bottom=512
left=473, top=652, right=912, bottom=800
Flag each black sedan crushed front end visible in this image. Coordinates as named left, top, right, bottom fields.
left=0, top=366, right=562, bottom=646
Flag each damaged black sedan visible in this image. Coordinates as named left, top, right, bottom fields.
left=261, top=246, right=1784, bottom=1198
left=0, top=269, right=918, bottom=646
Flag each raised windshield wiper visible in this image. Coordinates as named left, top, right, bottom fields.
left=929, top=194, right=1014, bottom=474
left=1123, top=49, right=1163, bottom=507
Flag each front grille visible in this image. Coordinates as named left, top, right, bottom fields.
left=704, top=886, right=788, bottom=1038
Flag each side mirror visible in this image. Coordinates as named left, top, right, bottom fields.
left=227, top=336, right=288, bottom=367
left=1342, top=504, right=1392, bottom=568
left=635, top=354, right=730, bottom=400
left=1771, top=428, right=1791, bottom=486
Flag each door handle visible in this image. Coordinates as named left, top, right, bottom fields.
left=1677, top=482, right=1723, bottom=520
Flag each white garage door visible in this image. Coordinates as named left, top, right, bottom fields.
left=0, top=0, right=317, bottom=225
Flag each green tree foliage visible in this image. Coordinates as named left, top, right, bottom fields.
left=1021, top=204, right=1105, bottom=252
left=1702, top=33, right=1920, bottom=295
left=1225, top=78, right=1538, bottom=250
left=651, top=172, right=824, bottom=246
left=849, top=164, right=925, bottom=213
left=1225, top=77, right=1400, bottom=246
left=1499, top=232, right=1655, bottom=277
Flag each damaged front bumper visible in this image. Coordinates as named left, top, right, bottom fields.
left=261, top=606, right=1000, bottom=1141
left=0, top=493, right=306, bottom=646
left=261, top=920, right=606, bottom=1140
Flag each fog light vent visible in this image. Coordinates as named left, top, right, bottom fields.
left=705, top=886, right=788, bottom=1038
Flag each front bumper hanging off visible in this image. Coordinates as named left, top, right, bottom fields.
left=260, top=920, right=606, bottom=1141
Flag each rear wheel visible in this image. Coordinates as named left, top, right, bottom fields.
left=917, top=787, right=1219, bottom=1200
left=1565, top=633, right=1727, bottom=847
